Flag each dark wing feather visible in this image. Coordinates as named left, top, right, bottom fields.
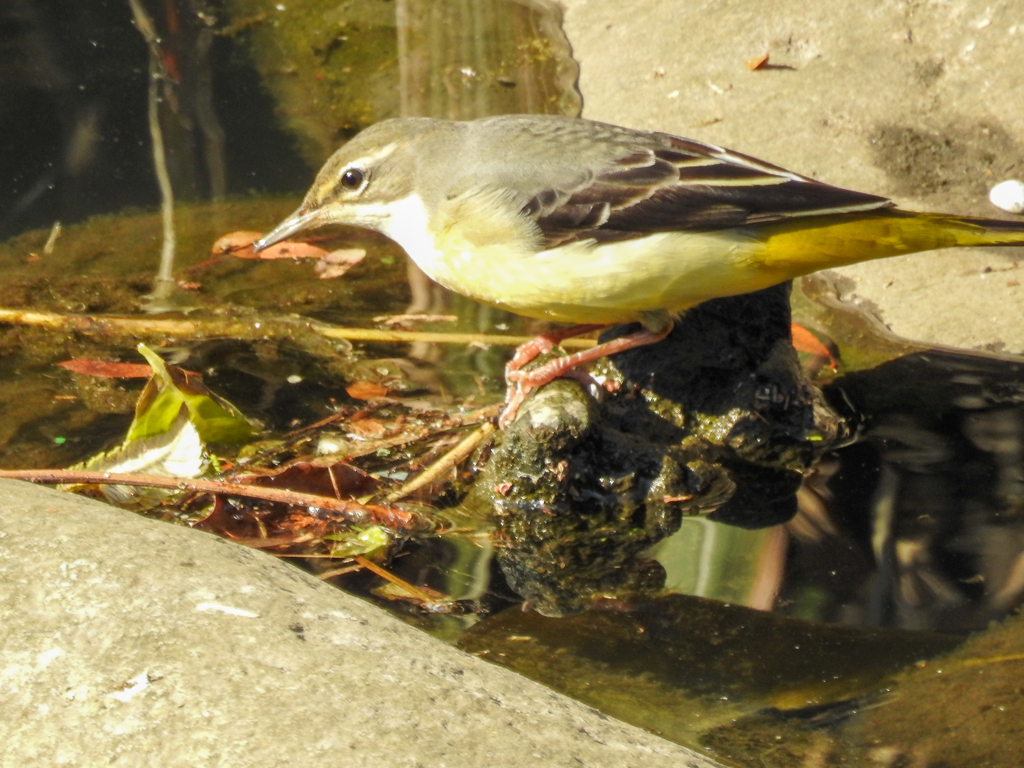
left=530, top=133, right=893, bottom=248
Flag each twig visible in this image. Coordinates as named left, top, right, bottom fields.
left=386, top=422, right=496, bottom=502
left=0, top=307, right=598, bottom=348
left=0, top=468, right=434, bottom=532
left=352, top=554, right=442, bottom=604
left=315, top=562, right=364, bottom=579
left=43, top=221, right=62, bottom=254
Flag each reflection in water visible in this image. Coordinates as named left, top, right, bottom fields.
left=459, top=593, right=960, bottom=749
left=650, top=349, right=1024, bottom=632
left=227, top=0, right=579, bottom=168
left=822, top=351, right=1024, bottom=632
left=0, top=0, right=309, bottom=238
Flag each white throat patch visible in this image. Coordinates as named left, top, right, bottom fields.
left=367, top=193, right=440, bottom=265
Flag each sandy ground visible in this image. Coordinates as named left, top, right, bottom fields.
left=561, top=0, right=1024, bottom=353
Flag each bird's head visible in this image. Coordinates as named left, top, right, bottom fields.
left=255, top=118, right=458, bottom=251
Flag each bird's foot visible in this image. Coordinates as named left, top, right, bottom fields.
left=497, top=322, right=673, bottom=428
left=504, top=324, right=606, bottom=375
left=499, top=324, right=604, bottom=429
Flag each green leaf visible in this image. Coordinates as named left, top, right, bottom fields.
left=324, top=525, right=392, bottom=557
left=132, top=344, right=253, bottom=444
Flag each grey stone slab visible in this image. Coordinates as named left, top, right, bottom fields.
left=0, top=479, right=720, bottom=768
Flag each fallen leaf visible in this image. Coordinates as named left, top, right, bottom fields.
left=59, top=359, right=159, bottom=378
left=234, top=460, right=378, bottom=499
left=256, top=241, right=332, bottom=260
left=131, top=345, right=253, bottom=444
left=346, top=418, right=388, bottom=439
left=745, top=53, right=770, bottom=70
left=211, top=231, right=332, bottom=260
left=791, top=324, right=838, bottom=371
left=314, top=248, right=367, bottom=279
left=211, top=231, right=263, bottom=256
left=346, top=380, right=389, bottom=401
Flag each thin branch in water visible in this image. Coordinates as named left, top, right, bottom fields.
left=0, top=468, right=435, bottom=533
left=0, top=307, right=598, bottom=349
left=316, top=562, right=364, bottom=579
left=352, top=554, right=443, bottom=604
left=386, top=422, right=496, bottom=502
left=127, top=0, right=177, bottom=304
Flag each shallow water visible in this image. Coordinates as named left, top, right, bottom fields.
left=2, top=3, right=1023, bottom=766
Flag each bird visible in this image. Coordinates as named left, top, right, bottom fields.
left=254, top=114, right=1024, bottom=425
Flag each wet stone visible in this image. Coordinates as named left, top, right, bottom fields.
left=471, top=283, right=847, bottom=616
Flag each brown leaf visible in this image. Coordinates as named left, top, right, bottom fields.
left=256, top=241, right=332, bottom=260
left=346, top=418, right=388, bottom=439
left=211, top=231, right=332, bottom=260
left=234, top=460, right=379, bottom=499
left=346, top=380, right=389, bottom=401
left=791, top=323, right=838, bottom=371
left=193, top=495, right=263, bottom=539
left=58, top=359, right=156, bottom=378
left=211, top=231, right=263, bottom=256
left=314, top=248, right=367, bottom=279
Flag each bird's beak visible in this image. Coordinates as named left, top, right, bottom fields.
left=253, top=206, right=324, bottom=252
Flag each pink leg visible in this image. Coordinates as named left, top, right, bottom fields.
left=501, top=324, right=604, bottom=429
left=499, top=322, right=674, bottom=427
left=504, top=324, right=606, bottom=374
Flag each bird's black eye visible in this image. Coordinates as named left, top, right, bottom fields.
left=340, top=168, right=364, bottom=190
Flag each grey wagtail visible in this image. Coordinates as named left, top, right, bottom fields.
left=255, top=114, right=1024, bottom=424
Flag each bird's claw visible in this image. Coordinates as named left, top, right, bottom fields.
left=498, top=384, right=531, bottom=429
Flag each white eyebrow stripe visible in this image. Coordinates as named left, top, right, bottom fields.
left=341, top=141, right=401, bottom=173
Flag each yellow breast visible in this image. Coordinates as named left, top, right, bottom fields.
left=380, top=191, right=777, bottom=324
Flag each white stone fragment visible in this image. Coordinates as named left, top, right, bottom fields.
left=989, top=180, right=1024, bottom=214
left=107, top=671, right=151, bottom=702
left=195, top=602, right=259, bottom=618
